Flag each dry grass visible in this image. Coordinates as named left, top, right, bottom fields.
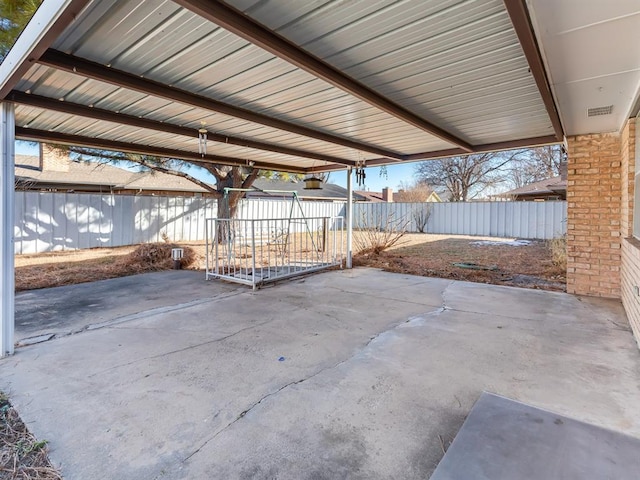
left=16, top=243, right=199, bottom=291
left=548, top=234, right=567, bottom=270
left=355, top=235, right=566, bottom=292
left=15, top=234, right=566, bottom=292
left=0, top=393, right=61, bottom=480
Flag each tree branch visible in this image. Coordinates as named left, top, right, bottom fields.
left=132, top=158, right=221, bottom=198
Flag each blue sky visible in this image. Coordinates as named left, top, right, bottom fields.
left=326, top=164, right=415, bottom=191
left=16, top=141, right=417, bottom=192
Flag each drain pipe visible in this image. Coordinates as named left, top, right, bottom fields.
left=346, top=166, right=353, bottom=269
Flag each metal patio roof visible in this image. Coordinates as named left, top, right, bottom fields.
left=1, top=0, right=628, bottom=174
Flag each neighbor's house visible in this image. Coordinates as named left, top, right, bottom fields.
left=354, top=187, right=443, bottom=203
left=15, top=145, right=214, bottom=197
left=246, top=178, right=366, bottom=202
left=493, top=176, right=567, bottom=201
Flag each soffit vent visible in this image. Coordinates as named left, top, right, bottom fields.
left=587, top=105, right=613, bottom=117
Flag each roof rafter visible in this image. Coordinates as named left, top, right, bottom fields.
left=174, top=0, right=474, bottom=153
left=9, top=90, right=356, bottom=167
left=15, top=127, right=327, bottom=174
left=37, top=49, right=403, bottom=161
left=503, top=0, right=564, bottom=141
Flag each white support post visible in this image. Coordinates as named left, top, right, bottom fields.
left=346, top=167, right=353, bottom=269
left=0, top=102, right=15, bottom=356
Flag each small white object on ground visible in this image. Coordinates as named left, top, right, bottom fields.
left=470, top=239, right=532, bottom=247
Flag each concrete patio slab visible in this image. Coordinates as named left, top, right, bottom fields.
left=430, top=392, right=640, bottom=480
left=15, top=270, right=241, bottom=343
left=2, top=268, right=639, bottom=480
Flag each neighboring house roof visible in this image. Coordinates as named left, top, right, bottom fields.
left=497, top=176, right=566, bottom=198
left=246, top=178, right=366, bottom=201
left=354, top=190, right=385, bottom=202
left=355, top=188, right=444, bottom=202
left=15, top=154, right=212, bottom=194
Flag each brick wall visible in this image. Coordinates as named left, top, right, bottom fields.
left=620, top=117, right=640, bottom=347
left=620, top=119, right=635, bottom=237
left=622, top=238, right=640, bottom=348
left=566, top=133, right=622, bottom=297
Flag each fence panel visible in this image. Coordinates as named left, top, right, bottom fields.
left=353, top=201, right=566, bottom=240
left=13, top=191, right=566, bottom=254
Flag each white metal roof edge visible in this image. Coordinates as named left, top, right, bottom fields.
left=0, top=0, right=90, bottom=97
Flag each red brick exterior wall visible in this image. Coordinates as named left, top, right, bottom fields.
left=566, top=133, right=622, bottom=297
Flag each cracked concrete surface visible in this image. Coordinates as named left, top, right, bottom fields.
left=2, top=268, right=640, bottom=480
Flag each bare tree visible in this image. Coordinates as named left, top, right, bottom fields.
left=506, top=145, right=563, bottom=188
left=394, top=180, right=435, bottom=203
left=414, top=151, right=523, bottom=202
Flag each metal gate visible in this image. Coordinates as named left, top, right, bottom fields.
left=205, top=216, right=344, bottom=288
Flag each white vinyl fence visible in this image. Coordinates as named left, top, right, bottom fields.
left=353, top=201, right=567, bottom=240
left=14, top=192, right=566, bottom=254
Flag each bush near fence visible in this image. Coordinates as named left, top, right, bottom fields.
left=14, top=191, right=567, bottom=254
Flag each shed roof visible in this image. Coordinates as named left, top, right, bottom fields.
left=1, top=0, right=638, bottom=174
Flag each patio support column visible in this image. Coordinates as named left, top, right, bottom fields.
left=0, top=102, right=15, bottom=356
left=346, top=167, right=353, bottom=269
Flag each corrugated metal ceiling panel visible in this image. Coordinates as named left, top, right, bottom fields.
left=48, top=0, right=457, bottom=152
left=8, top=0, right=561, bottom=173
left=226, top=0, right=554, bottom=142
left=14, top=104, right=332, bottom=169
left=18, top=64, right=450, bottom=158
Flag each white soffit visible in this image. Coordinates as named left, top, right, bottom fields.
left=527, top=0, right=640, bottom=135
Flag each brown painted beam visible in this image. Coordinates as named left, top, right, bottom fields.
left=9, top=90, right=356, bottom=167
left=503, top=0, right=564, bottom=141
left=404, top=135, right=559, bottom=161
left=354, top=135, right=559, bottom=168
left=307, top=135, right=560, bottom=172
left=0, top=0, right=92, bottom=99
left=174, top=0, right=474, bottom=153
left=38, top=49, right=403, bottom=160
left=14, top=127, right=324, bottom=174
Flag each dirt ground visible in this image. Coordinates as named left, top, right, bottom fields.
left=14, top=234, right=565, bottom=292
left=355, top=234, right=566, bottom=292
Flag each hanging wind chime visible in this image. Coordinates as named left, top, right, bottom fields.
left=198, top=122, right=208, bottom=157
left=355, top=159, right=366, bottom=187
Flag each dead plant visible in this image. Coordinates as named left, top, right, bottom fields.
left=0, top=392, right=62, bottom=480
left=353, top=210, right=409, bottom=255
left=412, top=204, right=433, bottom=233
left=121, top=242, right=197, bottom=272
left=548, top=234, right=567, bottom=270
